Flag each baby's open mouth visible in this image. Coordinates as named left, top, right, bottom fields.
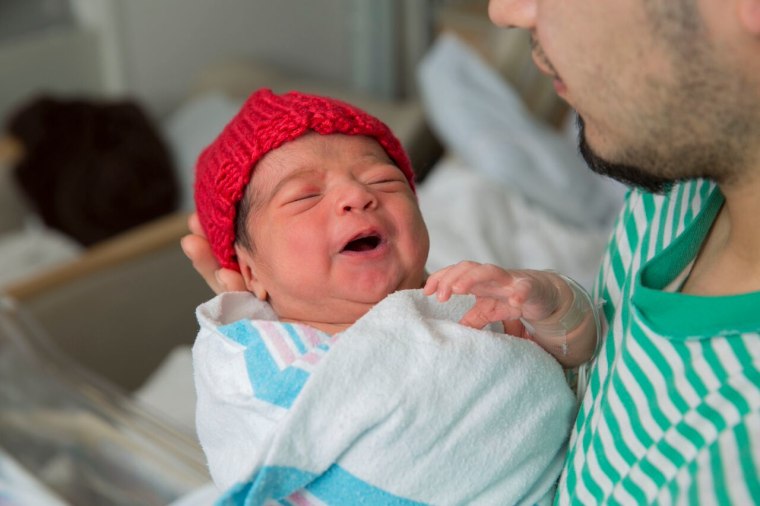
left=341, top=233, right=382, bottom=252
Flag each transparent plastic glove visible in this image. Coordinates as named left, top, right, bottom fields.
left=180, top=213, right=246, bottom=294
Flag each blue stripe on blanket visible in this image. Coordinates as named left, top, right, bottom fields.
left=282, top=323, right=308, bottom=354
left=218, top=321, right=309, bottom=409
left=307, top=465, right=426, bottom=505
left=215, top=466, right=314, bottom=505
left=216, top=464, right=425, bottom=505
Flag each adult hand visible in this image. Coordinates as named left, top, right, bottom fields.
left=181, top=213, right=246, bottom=293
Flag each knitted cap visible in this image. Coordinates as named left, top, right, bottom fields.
left=194, top=88, right=416, bottom=271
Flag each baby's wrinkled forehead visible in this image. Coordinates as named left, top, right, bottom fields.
left=244, top=132, right=398, bottom=197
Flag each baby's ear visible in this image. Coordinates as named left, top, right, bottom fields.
left=234, top=244, right=268, bottom=300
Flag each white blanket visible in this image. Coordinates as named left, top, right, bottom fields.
left=193, top=290, right=576, bottom=505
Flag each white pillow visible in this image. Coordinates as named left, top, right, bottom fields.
left=417, top=34, right=625, bottom=229
left=419, top=157, right=610, bottom=290
left=0, top=226, right=82, bottom=289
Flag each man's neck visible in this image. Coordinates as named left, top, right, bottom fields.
left=682, top=172, right=760, bottom=296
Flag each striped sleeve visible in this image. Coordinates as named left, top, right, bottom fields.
left=556, top=180, right=760, bottom=504
left=669, top=410, right=760, bottom=505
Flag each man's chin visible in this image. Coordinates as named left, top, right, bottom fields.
left=576, top=115, right=674, bottom=194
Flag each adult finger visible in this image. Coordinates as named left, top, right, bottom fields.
left=181, top=234, right=226, bottom=293
left=217, top=268, right=247, bottom=292
left=187, top=212, right=205, bottom=237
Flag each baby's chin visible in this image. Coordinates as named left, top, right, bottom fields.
left=340, top=278, right=425, bottom=314
left=273, top=273, right=427, bottom=330
left=276, top=302, right=375, bottom=336
left=361, top=270, right=427, bottom=297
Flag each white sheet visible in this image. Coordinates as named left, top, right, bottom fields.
left=0, top=225, right=82, bottom=290
left=417, top=34, right=626, bottom=231
left=418, top=156, right=611, bottom=290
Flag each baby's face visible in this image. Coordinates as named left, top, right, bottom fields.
left=235, top=133, right=429, bottom=329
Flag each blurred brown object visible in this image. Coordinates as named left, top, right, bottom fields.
left=0, top=135, right=27, bottom=233
left=5, top=96, right=179, bottom=246
left=0, top=135, right=24, bottom=165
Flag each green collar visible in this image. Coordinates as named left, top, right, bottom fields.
left=633, top=189, right=760, bottom=339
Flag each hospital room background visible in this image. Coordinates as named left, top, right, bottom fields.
left=0, top=0, right=627, bottom=504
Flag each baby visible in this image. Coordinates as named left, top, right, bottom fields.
left=192, top=88, right=597, bottom=505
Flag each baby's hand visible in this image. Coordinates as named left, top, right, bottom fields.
left=424, top=262, right=598, bottom=367
left=423, top=262, right=561, bottom=329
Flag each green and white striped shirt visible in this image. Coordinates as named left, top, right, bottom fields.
left=556, top=179, right=760, bottom=504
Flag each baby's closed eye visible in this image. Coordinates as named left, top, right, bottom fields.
left=364, top=166, right=408, bottom=189
left=287, top=192, right=320, bottom=203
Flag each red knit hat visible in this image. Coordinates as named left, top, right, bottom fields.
left=194, top=88, right=416, bottom=271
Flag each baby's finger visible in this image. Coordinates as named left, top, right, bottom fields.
left=459, top=298, right=519, bottom=329
left=502, top=318, right=526, bottom=338
left=447, top=264, right=518, bottom=299
left=423, top=265, right=455, bottom=295
left=459, top=302, right=494, bottom=330
left=422, top=276, right=438, bottom=296
left=426, top=262, right=479, bottom=301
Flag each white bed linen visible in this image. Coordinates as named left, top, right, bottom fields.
left=418, top=34, right=626, bottom=231
left=418, top=155, right=611, bottom=290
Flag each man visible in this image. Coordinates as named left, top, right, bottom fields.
left=486, top=0, right=760, bottom=503
left=183, top=0, right=760, bottom=503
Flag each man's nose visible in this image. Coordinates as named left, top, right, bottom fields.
left=488, top=0, right=537, bottom=29
left=336, top=183, right=377, bottom=214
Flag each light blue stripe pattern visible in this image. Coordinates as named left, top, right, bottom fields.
left=215, top=465, right=426, bottom=505
left=283, top=323, right=308, bottom=354
left=306, top=465, right=426, bottom=505
left=215, top=466, right=315, bottom=505
left=218, top=321, right=310, bottom=409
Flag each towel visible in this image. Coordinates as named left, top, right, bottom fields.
left=193, top=289, right=576, bottom=505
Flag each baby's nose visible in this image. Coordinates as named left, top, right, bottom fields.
left=337, top=183, right=377, bottom=213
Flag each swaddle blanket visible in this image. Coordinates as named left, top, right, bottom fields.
left=193, top=289, right=576, bottom=505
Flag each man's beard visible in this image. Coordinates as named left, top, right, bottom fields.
left=576, top=115, right=675, bottom=194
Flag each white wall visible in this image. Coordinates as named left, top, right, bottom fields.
left=3, top=0, right=437, bottom=119
left=0, top=27, right=106, bottom=122
left=86, top=0, right=354, bottom=117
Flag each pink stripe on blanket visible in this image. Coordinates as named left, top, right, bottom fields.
left=287, top=491, right=317, bottom=506
left=300, top=351, right=322, bottom=365
left=301, top=326, right=326, bottom=347
left=259, top=321, right=296, bottom=365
